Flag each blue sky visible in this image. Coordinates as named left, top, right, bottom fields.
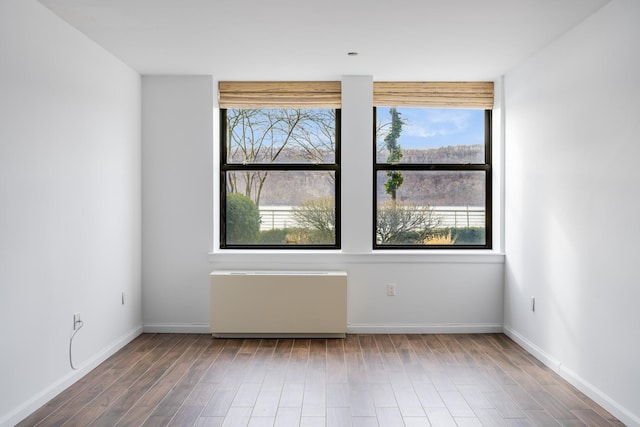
left=378, top=107, right=485, bottom=149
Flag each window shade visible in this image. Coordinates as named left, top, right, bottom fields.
left=373, top=82, right=494, bottom=109
left=219, top=81, right=341, bottom=109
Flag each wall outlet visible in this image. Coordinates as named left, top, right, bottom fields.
left=73, top=313, right=81, bottom=330
left=387, top=283, right=397, bottom=296
left=530, top=297, right=536, bottom=312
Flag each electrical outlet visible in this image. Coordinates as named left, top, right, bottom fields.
left=73, top=313, right=81, bottom=330
left=387, top=283, right=397, bottom=296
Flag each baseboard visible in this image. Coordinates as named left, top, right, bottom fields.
left=143, top=323, right=502, bottom=334
left=2, top=325, right=143, bottom=427
left=501, top=327, right=562, bottom=369
left=141, top=323, right=503, bottom=335
left=347, top=323, right=504, bottom=334
left=143, top=323, right=210, bottom=334
left=503, top=326, right=640, bottom=427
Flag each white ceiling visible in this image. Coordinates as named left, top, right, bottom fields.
left=39, top=0, right=609, bottom=81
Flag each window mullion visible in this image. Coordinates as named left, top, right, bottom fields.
left=223, top=164, right=338, bottom=172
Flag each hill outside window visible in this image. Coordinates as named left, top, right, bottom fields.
left=219, top=82, right=341, bottom=249
left=373, top=82, right=493, bottom=249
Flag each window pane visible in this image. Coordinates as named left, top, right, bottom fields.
left=226, top=108, right=336, bottom=164
left=376, top=107, right=485, bottom=164
left=225, top=171, right=336, bottom=245
left=376, top=170, right=486, bottom=246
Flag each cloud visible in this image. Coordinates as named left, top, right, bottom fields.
left=403, top=109, right=472, bottom=139
left=377, top=107, right=484, bottom=148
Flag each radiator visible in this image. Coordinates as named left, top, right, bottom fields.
left=209, top=271, right=347, bottom=338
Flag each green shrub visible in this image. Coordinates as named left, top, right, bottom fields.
left=307, top=229, right=335, bottom=244
left=259, top=228, right=289, bottom=244
left=226, top=193, right=260, bottom=244
left=451, top=227, right=485, bottom=245
left=258, top=227, right=335, bottom=245
left=289, top=228, right=334, bottom=244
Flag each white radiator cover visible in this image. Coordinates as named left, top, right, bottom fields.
left=209, top=271, right=347, bottom=338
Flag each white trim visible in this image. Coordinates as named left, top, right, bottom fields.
left=143, top=323, right=503, bottom=335
left=348, top=323, right=503, bottom=334
left=144, top=322, right=505, bottom=335
left=143, top=323, right=210, bottom=334
left=2, top=326, right=143, bottom=427
left=502, top=327, right=562, bottom=370
left=496, top=74, right=506, bottom=253
left=503, top=326, right=640, bottom=427
left=209, top=251, right=505, bottom=265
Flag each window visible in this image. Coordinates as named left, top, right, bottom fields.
left=373, top=82, right=493, bottom=249
left=219, top=82, right=341, bottom=249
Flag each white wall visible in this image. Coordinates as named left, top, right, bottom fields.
left=142, top=76, right=214, bottom=331
left=0, top=1, right=142, bottom=425
left=503, top=0, right=640, bottom=425
left=142, top=75, right=505, bottom=334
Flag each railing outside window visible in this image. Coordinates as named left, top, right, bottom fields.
left=258, top=206, right=484, bottom=231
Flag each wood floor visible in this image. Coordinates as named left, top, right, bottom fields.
left=19, top=333, right=624, bottom=427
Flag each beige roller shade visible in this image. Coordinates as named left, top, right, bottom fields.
left=219, top=81, right=341, bottom=109
left=373, top=81, right=494, bottom=109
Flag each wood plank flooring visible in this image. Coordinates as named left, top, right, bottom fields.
left=18, top=334, right=624, bottom=426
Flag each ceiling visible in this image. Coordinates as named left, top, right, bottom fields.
left=39, top=0, right=609, bottom=81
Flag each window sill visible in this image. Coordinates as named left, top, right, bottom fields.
left=208, top=249, right=504, bottom=265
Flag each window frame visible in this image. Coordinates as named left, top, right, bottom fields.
left=372, top=107, right=492, bottom=250
left=220, top=108, right=342, bottom=250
